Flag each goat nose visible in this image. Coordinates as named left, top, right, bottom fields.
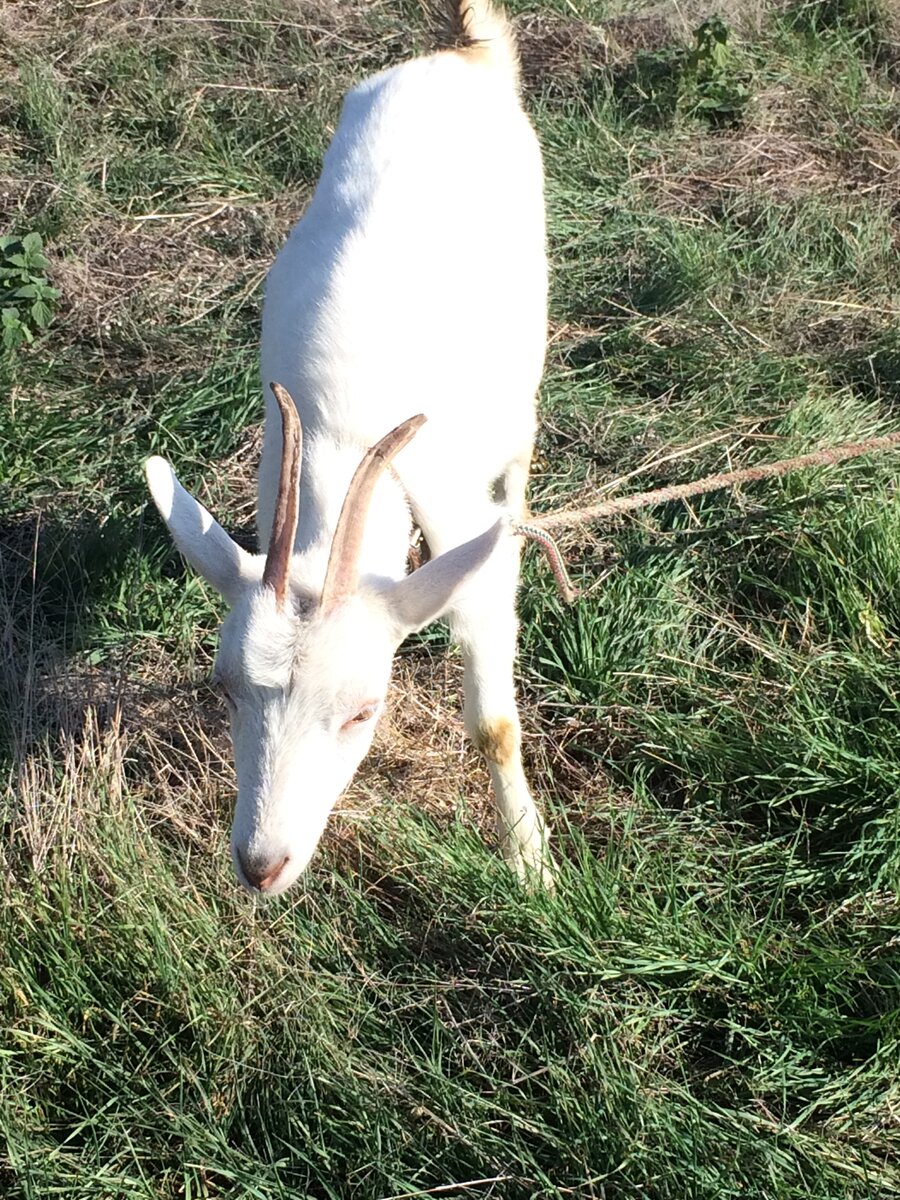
left=238, top=851, right=291, bottom=893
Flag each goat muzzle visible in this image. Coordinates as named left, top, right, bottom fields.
left=237, top=849, right=292, bottom=893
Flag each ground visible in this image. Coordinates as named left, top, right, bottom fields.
left=2, top=1, right=900, bottom=1197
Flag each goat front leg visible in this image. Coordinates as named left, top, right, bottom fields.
left=447, top=538, right=556, bottom=887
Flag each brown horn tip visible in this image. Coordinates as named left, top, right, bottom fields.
left=319, top=413, right=426, bottom=614
left=262, top=382, right=303, bottom=610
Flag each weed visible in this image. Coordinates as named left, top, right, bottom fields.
left=614, top=16, right=751, bottom=128
left=0, top=233, right=58, bottom=353
left=682, top=17, right=753, bottom=127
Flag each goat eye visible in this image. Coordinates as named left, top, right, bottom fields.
left=344, top=704, right=377, bottom=729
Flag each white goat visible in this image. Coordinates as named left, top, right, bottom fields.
left=145, top=0, right=553, bottom=894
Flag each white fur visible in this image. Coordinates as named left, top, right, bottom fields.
left=146, top=1, right=554, bottom=893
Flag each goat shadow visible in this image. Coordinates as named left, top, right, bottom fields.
left=0, top=504, right=250, bottom=857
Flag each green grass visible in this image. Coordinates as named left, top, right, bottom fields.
left=3, top=1, right=900, bottom=1196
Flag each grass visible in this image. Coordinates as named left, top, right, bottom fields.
left=3, top=0, right=900, bottom=1196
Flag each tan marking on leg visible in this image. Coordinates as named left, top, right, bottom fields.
left=474, top=717, right=517, bottom=765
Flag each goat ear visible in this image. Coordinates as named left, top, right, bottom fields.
left=145, top=456, right=260, bottom=606
left=384, top=519, right=505, bottom=634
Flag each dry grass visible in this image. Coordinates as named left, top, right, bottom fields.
left=630, top=120, right=900, bottom=223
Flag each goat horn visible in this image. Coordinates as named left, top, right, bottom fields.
left=262, top=382, right=303, bottom=610
left=319, top=413, right=426, bottom=614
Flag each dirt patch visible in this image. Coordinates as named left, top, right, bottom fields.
left=347, top=651, right=490, bottom=832
left=601, top=13, right=680, bottom=56
left=516, top=11, right=609, bottom=98
left=831, top=126, right=900, bottom=196
left=190, top=424, right=264, bottom=542
left=49, top=216, right=259, bottom=344
left=777, top=310, right=884, bottom=356
left=633, top=124, right=900, bottom=222
left=635, top=130, right=838, bottom=215
left=516, top=11, right=679, bottom=98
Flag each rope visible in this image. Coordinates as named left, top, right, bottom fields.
left=515, top=431, right=900, bottom=603
left=531, top=431, right=900, bottom=534
left=512, top=521, right=579, bottom=603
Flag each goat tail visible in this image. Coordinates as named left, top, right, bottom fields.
left=442, top=0, right=519, bottom=83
